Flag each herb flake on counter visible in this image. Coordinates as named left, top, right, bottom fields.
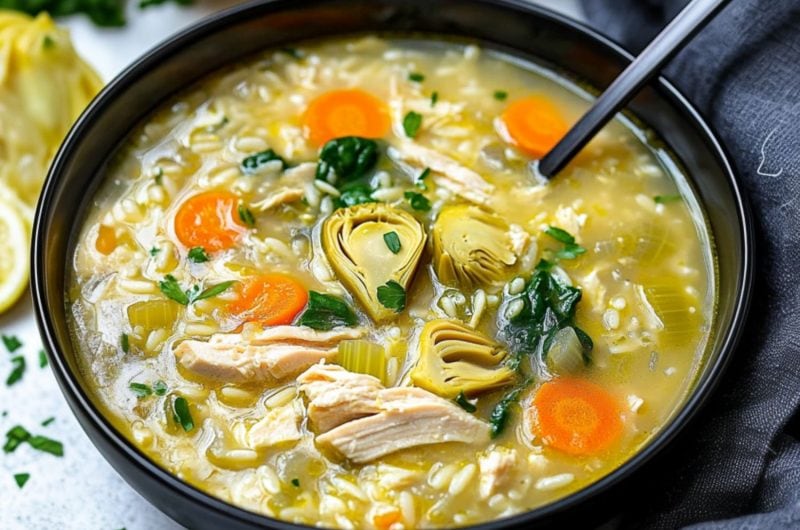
left=383, top=231, right=401, bottom=254
left=172, top=397, right=194, bottom=432
left=296, top=291, right=357, bottom=331
left=6, top=356, right=25, bottom=386
left=377, top=281, right=406, bottom=313
left=13, top=473, right=30, bottom=489
left=187, top=247, right=209, bottom=263
left=4, top=425, right=63, bottom=457
left=241, top=149, right=287, bottom=174
left=41, top=417, right=55, bottom=427
left=402, top=111, right=423, bottom=138
left=455, top=392, right=477, bottom=413
left=28, top=434, right=64, bottom=456
left=404, top=191, right=431, bottom=212
left=493, top=90, right=508, bottom=101
left=2, top=334, right=22, bottom=353
left=654, top=194, right=682, bottom=204
left=38, top=350, right=48, bottom=368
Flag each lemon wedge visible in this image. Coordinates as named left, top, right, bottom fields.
left=0, top=195, right=29, bottom=313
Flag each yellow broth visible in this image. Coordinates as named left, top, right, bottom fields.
left=67, top=36, right=715, bottom=529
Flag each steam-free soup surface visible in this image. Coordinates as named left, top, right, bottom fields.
left=68, top=37, right=714, bottom=529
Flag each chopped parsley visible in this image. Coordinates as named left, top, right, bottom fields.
left=408, top=72, right=425, bottom=82
left=493, top=90, right=508, bottom=101
left=238, top=204, right=256, bottom=227
left=187, top=247, right=209, bottom=263
left=120, top=333, right=130, bottom=354
left=431, top=91, right=439, bottom=106
left=39, top=350, right=48, bottom=368
left=2, top=335, right=22, bottom=353
left=149, top=247, right=160, bottom=257
left=153, top=380, right=168, bottom=396
left=129, top=382, right=152, bottom=398
left=402, top=111, right=423, bottom=138
left=654, top=194, right=682, bottom=204
left=404, top=191, right=431, bottom=212
left=41, top=417, right=55, bottom=427
left=172, top=397, right=194, bottom=432
left=383, top=231, right=401, bottom=254
left=544, top=226, right=586, bottom=260
left=296, top=292, right=358, bottom=331
left=454, top=392, right=477, bottom=413
left=158, top=275, right=236, bottom=306
left=4, top=425, right=63, bottom=457
left=6, top=356, right=25, bottom=386
left=376, top=281, right=406, bottom=313
left=14, top=473, right=30, bottom=489
left=291, top=478, right=300, bottom=487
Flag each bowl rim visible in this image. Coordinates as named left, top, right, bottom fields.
left=31, top=0, right=754, bottom=528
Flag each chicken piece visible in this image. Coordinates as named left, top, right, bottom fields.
left=175, top=326, right=364, bottom=383
left=389, top=142, right=494, bottom=205
left=298, top=364, right=490, bottom=463
left=478, top=447, right=518, bottom=499
left=252, top=162, right=315, bottom=211
left=247, top=403, right=302, bottom=449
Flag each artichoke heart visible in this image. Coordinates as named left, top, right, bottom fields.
left=432, top=205, right=519, bottom=288
left=322, top=203, right=426, bottom=322
left=411, top=319, right=515, bottom=398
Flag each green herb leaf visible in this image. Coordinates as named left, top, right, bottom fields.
left=408, top=72, right=425, bottom=82
left=193, top=281, right=236, bottom=303
left=555, top=243, right=587, bottom=260
left=6, top=356, right=25, bottom=386
left=535, top=259, right=553, bottom=272
left=238, top=204, right=256, bottom=227
left=654, top=194, right=682, bottom=204
left=241, top=149, right=287, bottom=174
left=404, top=191, right=431, bottom=212
left=187, top=247, right=210, bottom=263
left=120, top=333, right=130, bottom=354
left=418, top=167, right=431, bottom=181
left=3, top=426, right=30, bottom=453
left=149, top=247, right=160, bottom=257
left=42, top=35, right=55, bottom=49
left=129, top=382, right=152, bottom=398
left=544, top=226, right=575, bottom=244
left=377, top=281, right=406, bottom=313
left=402, top=111, right=423, bottom=138
left=454, top=392, right=477, bottom=413
left=2, top=335, right=22, bottom=353
left=14, top=473, right=30, bottom=489
left=383, top=231, right=401, bottom=254
left=28, top=435, right=63, bottom=457
left=334, top=183, right=378, bottom=209
left=431, top=91, right=439, bottom=106
left=159, top=275, right=190, bottom=305
left=315, top=137, right=379, bottom=184
left=291, top=478, right=300, bottom=487
left=41, top=417, right=55, bottom=427
left=172, top=397, right=194, bottom=432
left=488, top=383, right=528, bottom=437
left=296, top=291, right=357, bottom=331
left=10, top=0, right=127, bottom=27
left=153, top=380, right=168, bottom=396
left=493, top=90, right=508, bottom=101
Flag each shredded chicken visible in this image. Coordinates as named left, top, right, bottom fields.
left=478, top=447, right=518, bottom=499
left=174, top=326, right=364, bottom=383
left=247, top=403, right=302, bottom=449
left=252, top=162, right=315, bottom=211
left=389, top=142, right=494, bottom=205
left=298, top=364, right=490, bottom=463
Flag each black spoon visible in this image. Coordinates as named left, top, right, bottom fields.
left=537, top=0, right=732, bottom=178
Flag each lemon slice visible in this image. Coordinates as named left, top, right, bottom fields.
left=0, top=198, right=29, bottom=314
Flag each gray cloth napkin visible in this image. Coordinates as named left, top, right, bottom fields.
left=580, top=0, right=800, bottom=528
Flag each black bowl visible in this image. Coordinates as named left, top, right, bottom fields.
left=31, top=0, right=754, bottom=528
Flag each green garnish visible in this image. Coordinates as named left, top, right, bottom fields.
left=296, top=291, right=358, bottom=331
left=316, top=137, right=379, bottom=184
left=4, top=426, right=63, bottom=456
left=280, top=47, right=304, bottom=59
left=149, top=247, right=160, bottom=257
left=383, top=231, right=401, bottom=254
left=556, top=244, right=587, bottom=260
left=488, top=383, right=527, bottom=437
left=3, top=426, right=30, bottom=453
left=2, top=335, right=22, bottom=353
left=493, top=90, right=508, bottom=101
left=153, top=380, right=168, bottom=396
left=334, top=183, right=377, bottom=209
left=41, top=417, right=55, bottom=427
left=172, top=397, right=194, bottom=432
left=238, top=205, right=256, bottom=227
left=14, top=473, right=30, bottom=489
left=129, top=382, right=152, bottom=398
left=158, top=275, right=235, bottom=306
left=544, top=226, right=575, bottom=244
left=402, top=111, right=423, bottom=138
left=120, top=333, right=130, bottom=354
left=544, top=226, right=586, bottom=260
left=404, top=191, right=431, bottom=212
left=454, top=392, right=477, bottom=413
left=187, top=247, right=209, bottom=263
left=241, top=149, right=287, bottom=174
left=418, top=167, right=431, bottom=181
left=42, top=35, right=55, bottom=49
left=291, top=478, right=300, bottom=487
left=376, top=281, right=406, bottom=313
left=431, top=91, right=439, bottom=106
left=408, top=72, right=425, bottom=82
left=654, top=194, right=682, bottom=204
left=6, top=356, right=25, bottom=386
left=28, top=434, right=64, bottom=456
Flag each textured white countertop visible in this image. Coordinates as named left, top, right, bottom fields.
left=0, top=1, right=582, bottom=528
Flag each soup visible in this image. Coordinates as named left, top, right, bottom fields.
left=67, top=36, right=714, bottom=529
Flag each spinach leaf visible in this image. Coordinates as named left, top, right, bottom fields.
left=241, top=149, right=286, bottom=174
left=404, top=191, right=431, bottom=212
left=296, top=291, right=357, bottom=331
left=316, top=137, right=378, bottom=184
left=455, top=392, right=477, bottom=413
left=488, top=383, right=528, bottom=437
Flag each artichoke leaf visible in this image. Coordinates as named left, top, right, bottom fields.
left=411, top=319, right=515, bottom=398
left=322, top=203, right=426, bottom=322
left=432, top=205, right=521, bottom=289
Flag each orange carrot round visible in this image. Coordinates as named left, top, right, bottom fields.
left=501, top=95, right=568, bottom=158
left=95, top=224, right=117, bottom=255
left=228, top=274, right=308, bottom=326
left=530, top=378, right=623, bottom=456
left=303, top=89, right=390, bottom=145
left=373, top=510, right=402, bottom=530
left=174, top=191, right=244, bottom=252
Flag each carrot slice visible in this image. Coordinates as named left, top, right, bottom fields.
left=228, top=274, right=308, bottom=326
left=174, top=191, right=244, bottom=252
left=95, top=224, right=117, bottom=255
left=530, top=378, right=623, bottom=456
left=501, top=95, right=568, bottom=158
left=303, top=89, right=390, bottom=145
left=373, top=510, right=402, bottom=530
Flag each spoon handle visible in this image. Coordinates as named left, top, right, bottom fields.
left=538, top=0, right=732, bottom=178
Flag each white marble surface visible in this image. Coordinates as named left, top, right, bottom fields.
left=0, top=1, right=583, bottom=529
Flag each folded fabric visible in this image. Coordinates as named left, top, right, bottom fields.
left=580, top=1, right=800, bottom=528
